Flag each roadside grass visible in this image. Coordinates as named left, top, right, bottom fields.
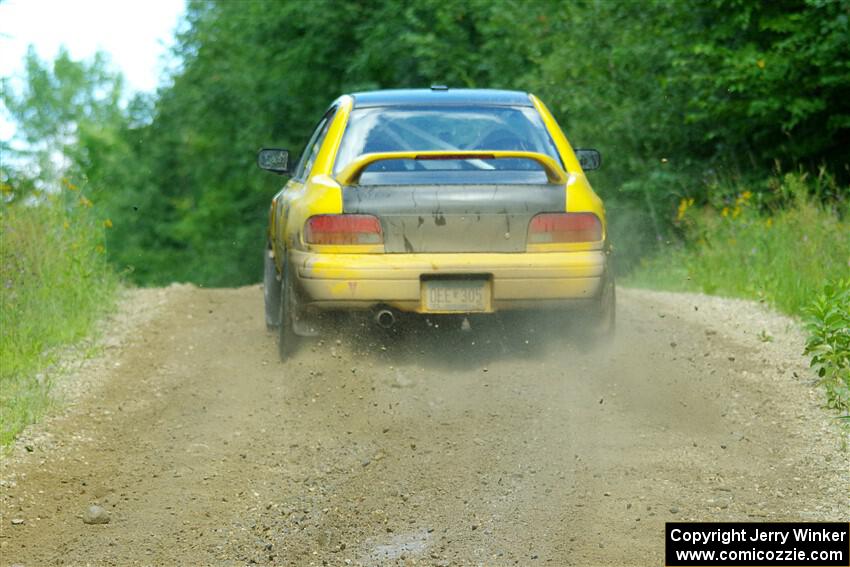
left=626, top=173, right=850, bottom=414
left=1, top=183, right=118, bottom=446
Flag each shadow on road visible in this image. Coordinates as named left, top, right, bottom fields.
left=312, top=310, right=606, bottom=372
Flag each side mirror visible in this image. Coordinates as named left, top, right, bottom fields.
left=257, top=148, right=290, bottom=174
left=575, top=148, right=601, bottom=171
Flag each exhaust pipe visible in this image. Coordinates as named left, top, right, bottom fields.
left=375, top=309, right=396, bottom=329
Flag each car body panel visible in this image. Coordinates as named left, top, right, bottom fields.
left=310, top=96, right=353, bottom=178
left=341, top=182, right=567, bottom=253
left=350, top=88, right=534, bottom=108
left=290, top=249, right=605, bottom=313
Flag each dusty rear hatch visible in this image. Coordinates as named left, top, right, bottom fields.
left=342, top=169, right=567, bottom=253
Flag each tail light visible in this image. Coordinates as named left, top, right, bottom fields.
left=528, top=212, right=602, bottom=243
left=304, top=214, right=383, bottom=245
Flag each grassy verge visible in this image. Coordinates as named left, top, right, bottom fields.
left=627, top=173, right=849, bottom=415
left=1, top=182, right=118, bottom=446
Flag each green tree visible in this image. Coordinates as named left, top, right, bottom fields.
left=1, top=46, right=126, bottom=198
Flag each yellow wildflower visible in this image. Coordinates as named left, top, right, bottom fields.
left=63, top=220, right=70, bottom=230
left=735, top=191, right=752, bottom=207
left=79, top=196, right=93, bottom=208
left=0, top=183, right=12, bottom=195
left=676, top=197, right=695, bottom=221
left=732, top=206, right=742, bottom=218
left=721, top=206, right=730, bottom=217
left=765, top=217, right=773, bottom=228
left=103, top=219, right=113, bottom=229
left=756, top=59, right=765, bottom=69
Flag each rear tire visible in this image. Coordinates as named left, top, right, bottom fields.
left=592, top=271, right=616, bottom=342
left=264, top=247, right=281, bottom=330
left=277, top=258, right=301, bottom=361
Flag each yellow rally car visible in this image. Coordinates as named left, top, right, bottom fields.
left=258, top=88, right=614, bottom=359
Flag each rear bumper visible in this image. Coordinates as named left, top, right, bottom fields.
left=290, top=249, right=607, bottom=313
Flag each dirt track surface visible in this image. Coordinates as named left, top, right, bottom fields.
left=2, top=285, right=848, bottom=566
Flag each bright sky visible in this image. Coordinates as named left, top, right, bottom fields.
left=0, top=0, right=186, bottom=140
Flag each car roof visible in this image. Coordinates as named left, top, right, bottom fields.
left=349, top=88, right=533, bottom=108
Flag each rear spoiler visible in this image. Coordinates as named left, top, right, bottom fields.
left=335, top=150, right=568, bottom=186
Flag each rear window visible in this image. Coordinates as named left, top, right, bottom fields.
left=333, top=105, right=562, bottom=176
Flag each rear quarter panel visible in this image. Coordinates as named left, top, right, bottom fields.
left=270, top=97, right=353, bottom=267
left=530, top=94, right=607, bottom=237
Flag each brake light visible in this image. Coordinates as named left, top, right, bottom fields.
left=304, top=214, right=383, bottom=245
left=528, top=213, right=602, bottom=243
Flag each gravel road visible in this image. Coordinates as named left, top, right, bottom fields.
left=1, top=285, right=847, bottom=566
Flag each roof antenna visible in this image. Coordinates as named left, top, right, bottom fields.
left=430, top=84, right=449, bottom=91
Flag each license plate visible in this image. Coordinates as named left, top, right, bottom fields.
left=422, top=279, right=490, bottom=312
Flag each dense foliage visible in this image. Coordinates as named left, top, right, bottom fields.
left=805, top=278, right=850, bottom=414
left=629, top=174, right=850, bottom=313
left=2, top=0, right=848, bottom=285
